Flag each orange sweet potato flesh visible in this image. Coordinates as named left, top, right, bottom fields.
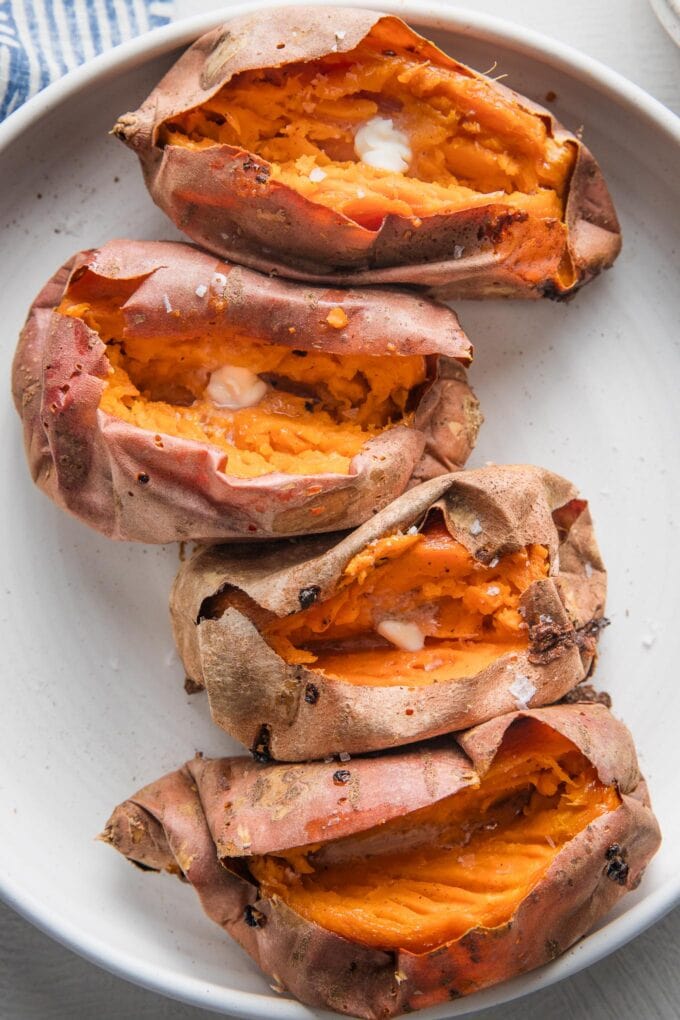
left=57, top=290, right=427, bottom=480
left=249, top=719, right=620, bottom=953
left=102, top=705, right=661, bottom=1018
left=115, top=10, right=621, bottom=298
left=262, top=518, right=549, bottom=685
left=162, top=31, right=573, bottom=235
left=14, top=240, right=477, bottom=543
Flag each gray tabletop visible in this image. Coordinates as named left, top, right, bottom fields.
left=2, top=0, right=679, bottom=1018
left=1, top=901, right=678, bottom=1018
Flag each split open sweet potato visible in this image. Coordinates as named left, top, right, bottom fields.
left=12, top=239, right=479, bottom=543
left=114, top=7, right=621, bottom=298
left=171, top=465, right=607, bottom=759
left=102, top=704, right=660, bottom=1018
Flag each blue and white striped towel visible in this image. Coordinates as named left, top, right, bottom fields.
left=0, top=0, right=174, bottom=121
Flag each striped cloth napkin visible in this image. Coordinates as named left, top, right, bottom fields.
left=0, top=0, right=173, bottom=121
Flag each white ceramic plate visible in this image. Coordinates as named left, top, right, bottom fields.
left=649, top=0, right=680, bottom=46
left=1, top=3, right=679, bottom=1017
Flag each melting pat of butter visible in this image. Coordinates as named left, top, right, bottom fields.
left=206, top=365, right=267, bottom=410
left=354, top=116, right=411, bottom=173
left=377, top=619, right=424, bottom=652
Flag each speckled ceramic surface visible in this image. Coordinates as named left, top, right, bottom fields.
left=0, top=3, right=678, bottom=1017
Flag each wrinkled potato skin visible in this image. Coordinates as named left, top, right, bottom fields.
left=11, top=239, right=479, bottom=544
left=102, top=705, right=661, bottom=1019
left=171, top=466, right=607, bottom=760
left=114, top=7, right=621, bottom=299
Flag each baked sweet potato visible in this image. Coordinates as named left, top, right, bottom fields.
left=12, top=239, right=479, bottom=543
left=171, top=465, right=607, bottom=759
left=113, top=7, right=621, bottom=299
left=102, top=704, right=660, bottom=1018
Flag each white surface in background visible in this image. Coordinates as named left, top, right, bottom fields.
left=649, top=0, right=680, bottom=45
left=0, top=1, right=679, bottom=1018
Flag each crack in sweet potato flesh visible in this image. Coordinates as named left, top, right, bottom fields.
left=57, top=292, right=426, bottom=479
left=249, top=720, right=620, bottom=952
left=161, top=27, right=575, bottom=244
left=263, top=520, right=549, bottom=685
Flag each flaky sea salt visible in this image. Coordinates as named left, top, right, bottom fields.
left=309, top=166, right=327, bottom=182
left=195, top=284, right=208, bottom=298
left=162, top=293, right=172, bottom=313
left=469, top=518, right=482, bottom=536
left=423, top=659, right=444, bottom=672
left=509, top=673, right=536, bottom=709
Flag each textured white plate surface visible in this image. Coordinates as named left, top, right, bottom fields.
left=0, top=3, right=679, bottom=1018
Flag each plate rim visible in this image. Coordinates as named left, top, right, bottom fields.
left=2, top=2, right=679, bottom=1017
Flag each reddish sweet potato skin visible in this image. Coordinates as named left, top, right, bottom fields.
left=170, top=465, right=607, bottom=760
left=102, top=705, right=661, bottom=1019
left=113, top=7, right=621, bottom=299
left=11, top=239, right=479, bottom=543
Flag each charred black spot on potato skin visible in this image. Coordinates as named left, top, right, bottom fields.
left=243, top=904, right=266, bottom=928
left=576, top=617, right=610, bottom=644
left=605, top=844, right=629, bottom=885
left=477, top=209, right=529, bottom=245
left=241, top=158, right=271, bottom=184
left=459, top=930, right=483, bottom=964
left=292, top=349, right=308, bottom=357
left=528, top=614, right=608, bottom=665
left=251, top=724, right=273, bottom=764
left=298, top=585, right=321, bottom=609
left=540, top=280, right=566, bottom=301
left=184, top=675, right=202, bottom=695
left=333, top=769, right=351, bottom=785
left=382, top=49, right=397, bottom=57
left=560, top=683, right=612, bottom=708
left=137, top=472, right=150, bottom=484
left=304, top=683, right=319, bottom=705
